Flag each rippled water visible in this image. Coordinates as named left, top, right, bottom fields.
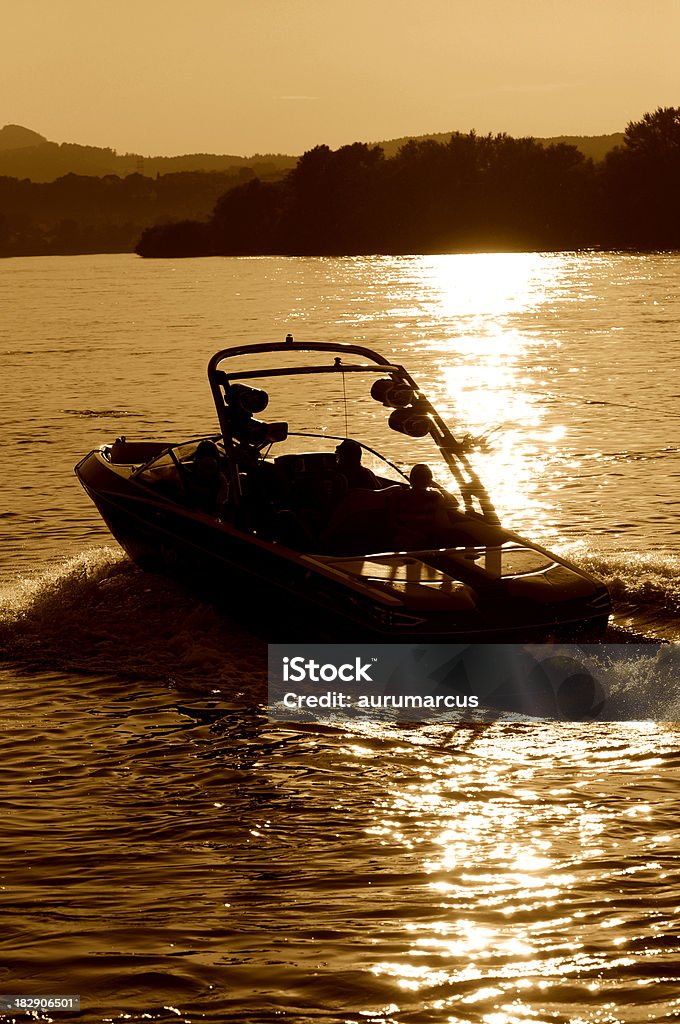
left=0, top=254, right=678, bottom=1023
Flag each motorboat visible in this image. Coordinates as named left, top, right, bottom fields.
left=75, top=335, right=612, bottom=640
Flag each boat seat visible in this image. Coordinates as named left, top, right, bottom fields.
left=109, top=439, right=168, bottom=465
left=287, top=466, right=347, bottom=517
left=274, top=452, right=337, bottom=479
left=321, top=487, right=391, bottom=555
left=258, top=456, right=347, bottom=548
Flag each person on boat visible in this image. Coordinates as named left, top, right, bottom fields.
left=335, top=439, right=380, bottom=490
left=187, top=440, right=230, bottom=515
left=387, top=463, right=456, bottom=549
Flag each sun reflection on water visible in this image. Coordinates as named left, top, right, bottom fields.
left=354, top=722, right=679, bottom=1022
left=406, top=254, right=572, bottom=540
left=421, top=252, right=551, bottom=320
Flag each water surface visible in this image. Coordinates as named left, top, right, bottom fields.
left=0, top=253, right=678, bottom=1023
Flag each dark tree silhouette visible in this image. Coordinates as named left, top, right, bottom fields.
left=135, top=132, right=606, bottom=257
left=211, top=178, right=287, bottom=254
left=623, top=107, right=680, bottom=156
left=601, top=107, right=680, bottom=248
left=0, top=170, right=252, bottom=256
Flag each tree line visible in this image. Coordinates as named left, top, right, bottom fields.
left=0, top=169, right=261, bottom=256
left=136, top=108, right=680, bottom=257
left=2, top=108, right=678, bottom=258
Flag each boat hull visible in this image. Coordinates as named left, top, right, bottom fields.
left=76, top=450, right=611, bottom=642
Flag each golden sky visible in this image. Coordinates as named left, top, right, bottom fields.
left=4, top=0, right=679, bottom=156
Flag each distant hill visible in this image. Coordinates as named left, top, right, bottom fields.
left=0, top=125, right=297, bottom=182
left=374, top=130, right=625, bottom=162
left=0, top=124, right=47, bottom=151
left=0, top=123, right=626, bottom=183
left=538, top=133, right=625, bottom=161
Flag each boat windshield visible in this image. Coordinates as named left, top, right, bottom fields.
left=133, top=439, right=223, bottom=476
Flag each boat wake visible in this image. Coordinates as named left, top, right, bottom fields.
left=0, top=548, right=267, bottom=692
left=575, top=549, right=680, bottom=642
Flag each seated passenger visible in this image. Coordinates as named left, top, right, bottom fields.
left=188, top=440, right=229, bottom=515
left=335, top=439, right=380, bottom=490
left=387, top=463, right=455, bottom=550
left=137, top=460, right=184, bottom=501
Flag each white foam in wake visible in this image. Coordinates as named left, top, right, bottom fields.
left=0, top=547, right=266, bottom=689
